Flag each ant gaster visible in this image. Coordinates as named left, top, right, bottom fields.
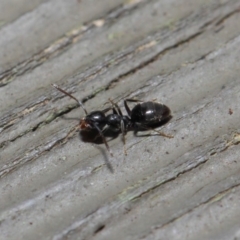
left=52, top=84, right=173, bottom=156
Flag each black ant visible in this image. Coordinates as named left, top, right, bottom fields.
left=52, top=84, right=173, bottom=156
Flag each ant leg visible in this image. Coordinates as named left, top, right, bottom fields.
left=136, top=124, right=173, bottom=139
left=93, top=123, right=113, bottom=157
left=108, top=99, right=128, bottom=155
left=124, top=98, right=144, bottom=117
left=94, top=125, right=108, bottom=139
left=120, top=120, right=127, bottom=155
left=150, top=128, right=173, bottom=138
left=108, top=99, right=123, bottom=116
left=103, top=100, right=119, bottom=115
left=125, top=98, right=144, bottom=103
left=102, top=107, right=112, bottom=114
left=124, top=100, right=131, bottom=117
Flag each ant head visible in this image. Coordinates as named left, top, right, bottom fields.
left=80, top=111, right=107, bottom=130
left=52, top=84, right=113, bottom=157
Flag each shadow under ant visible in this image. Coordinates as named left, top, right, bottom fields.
left=79, top=128, right=118, bottom=173
left=58, top=116, right=116, bottom=173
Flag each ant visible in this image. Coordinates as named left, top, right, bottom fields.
left=52, top=84, right=173, bottom=156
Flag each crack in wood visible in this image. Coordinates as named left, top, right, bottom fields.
left=0, top=1, right=146, bottom=87
left=153, top=182, right=240, bottom=232
left=215, top=6, right=240, bottom=26
left=0, top=125, right=78, bottom=178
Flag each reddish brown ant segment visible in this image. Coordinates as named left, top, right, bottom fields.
left=80, top=119, right=90, bottom=129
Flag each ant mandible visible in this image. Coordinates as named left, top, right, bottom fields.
left=52, top=84, right=173, bottom=156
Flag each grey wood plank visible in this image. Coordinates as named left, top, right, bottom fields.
left=0, top=0, right=240, bottom=239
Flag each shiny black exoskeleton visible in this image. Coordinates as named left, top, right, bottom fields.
left=52, top=84, right=172, bottom=156
left=124, top=100, right=171, bottom=128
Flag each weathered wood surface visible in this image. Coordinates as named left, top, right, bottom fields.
left=1, top=0, right=240, bottom=239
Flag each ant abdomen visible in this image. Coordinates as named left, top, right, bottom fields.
left=130, top=102, right=171, bottom=124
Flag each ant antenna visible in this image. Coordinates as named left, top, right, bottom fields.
left=52, top=84, right=88, bottom=115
